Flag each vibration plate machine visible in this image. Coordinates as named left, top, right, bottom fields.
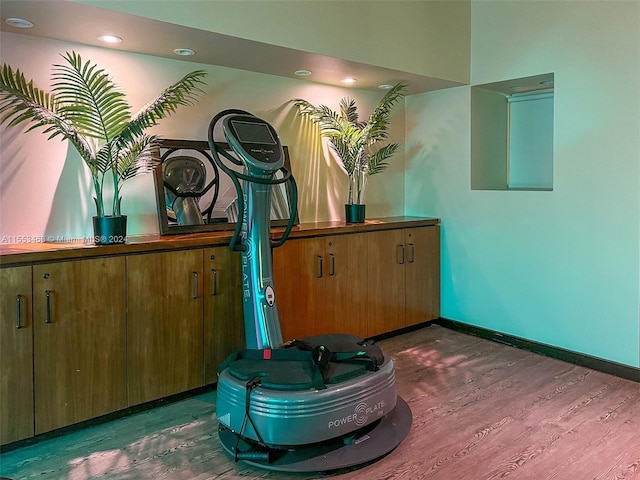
left=208, top=110, right=412, bottom=472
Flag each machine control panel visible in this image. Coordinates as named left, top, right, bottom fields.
left=224, top=115, right=284, bottom=170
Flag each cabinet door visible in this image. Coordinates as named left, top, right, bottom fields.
left=273, top=236, right=330, bottom=341
left=367, top=229, right=407, bottom=336
left=203, top=247, right=244, bottom=384
left=127, top=250, right=204, bottom=405
left=0, top=266, right=34, bottom=444
left=323, top=234, right=368, bottom=338
left=405, top=226, right=441, bottom=326
left=274, top=234, right=370, bottom=340
left=33, top=258, right=126, bottom=434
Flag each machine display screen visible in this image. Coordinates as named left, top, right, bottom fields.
left=231, top=120, right=277, bottom=145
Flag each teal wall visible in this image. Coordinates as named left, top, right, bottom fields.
left=406, top=1, right=640, bottom=367
left=2, top=1, right=638, bottom=367
left=507, top=92, right=554, bottom=189
left=470, top=87, right=508, bottom=190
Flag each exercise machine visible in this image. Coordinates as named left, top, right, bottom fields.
left=208, top=110, right=411, bottom=472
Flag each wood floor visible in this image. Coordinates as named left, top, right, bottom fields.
left=1, top=325, right=639, bottom=479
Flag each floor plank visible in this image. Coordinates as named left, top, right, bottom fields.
left=1, top=325, right=639, bottom=479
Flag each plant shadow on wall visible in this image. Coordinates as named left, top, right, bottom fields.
left=281, top=104, right=346, bottom=223
left=404, top=90, right=469, bottom=216
left=293, top=82, right=407, bottom=223
left=0, top=51, right=207, bottom=244
left=45, top=147, right=94, bottom=239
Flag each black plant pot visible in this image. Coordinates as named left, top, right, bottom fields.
left=345, top=204, right=366, bottom=223
left=93, top=215, right=127, bottom=245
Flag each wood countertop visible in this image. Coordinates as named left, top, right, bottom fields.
left=0, top=216, right=439, bottom=266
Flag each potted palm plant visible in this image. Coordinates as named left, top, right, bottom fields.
left=0, top=51, right=207, bottom=244
left=294, top=82, right=407, bottom=223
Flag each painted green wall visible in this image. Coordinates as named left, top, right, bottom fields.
left=72, top=0, right=470, bottom=83
left=405, top=1, right=640, bottom=367
left=470, top=87, right=508, bottom=190
left=3, top=1, right=638, bottom=368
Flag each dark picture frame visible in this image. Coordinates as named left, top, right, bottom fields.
left=153, top=138, right=298, bottom=235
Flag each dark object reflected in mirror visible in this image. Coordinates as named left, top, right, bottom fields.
left=153, top=139, right=299, bottom=235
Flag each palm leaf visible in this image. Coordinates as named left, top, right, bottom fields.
left=2, top=50, right=207, bottom=217
left=52, top=52, right=131, bottom=141
left=339, top=97, right=360, bottom=125
left=367, top=142, right=399, bottom=176
left=369, top=82, right=407, bottom=123
left=95, top=140, right=115, bottom=175
left=115, top=134, right=160, bottom=184
left=367, top=82, right=407, bottom=143
left=332, top=124, right=368, bottom=174
left=122, top=70, right=207, bottom=141
left=294, top=99, right=345, bottom=136
left=330, top=138, right=356, bottom=174
left=0, top=65, right=57, bottom=125
left=0, top=63, right=96, bottom=162
left=294, top=82, right=405, bottom=204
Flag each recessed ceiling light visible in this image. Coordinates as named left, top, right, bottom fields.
left=378, top=84, right=393, bottom=90
left=342, top=77, right=357, bottom=84
left=5, top=18, right=33, bottom=28
left=97, top=35, right=123, bottom=44
left=173, top=48, right=195, bottom=56
left=294, top=69, right=312, bottom=76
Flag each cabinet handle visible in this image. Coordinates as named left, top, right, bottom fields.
left=45, top=290, right=52, bottom=324
left=408, top=243, right=415, bottom=263
left=192, top=272, right=199, bottom=299
left=329, top=254, right=335, bottom=276
left=316, top=255, right=323, bottom=278
left=397, top=245, right=405, bottom=265
left=211, top=268, right=219, bottom=296
left=16, top=295, right=24, bottom=329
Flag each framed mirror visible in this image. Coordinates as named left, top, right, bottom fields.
left=153, top=139, right=298, bottom=235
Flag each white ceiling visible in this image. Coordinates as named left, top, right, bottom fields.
left=0, top=0, right=464, bottom=95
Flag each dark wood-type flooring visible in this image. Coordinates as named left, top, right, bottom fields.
left=1, top=325, right=639, bottom=479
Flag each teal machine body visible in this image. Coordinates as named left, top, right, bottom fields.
left=208, top=110, right=411, bottom=472
left=223, top=114, right=285, bottom=350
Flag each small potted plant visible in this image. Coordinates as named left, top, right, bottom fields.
left=294, top=82, right=407, bottom=223
left=0, top=51, right=207, bottom=244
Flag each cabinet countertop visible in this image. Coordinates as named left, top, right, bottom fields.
left=0, top=216, right=439, bottom=266
left=281, top=216, right=439, bottom=239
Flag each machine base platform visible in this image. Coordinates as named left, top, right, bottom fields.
left=218, top=395, right=412, bottom=473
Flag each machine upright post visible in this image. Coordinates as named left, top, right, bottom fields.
left=241, top=178, right=283, bottom=349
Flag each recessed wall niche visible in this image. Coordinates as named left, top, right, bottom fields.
left=471, top=73, right=554, bottom=191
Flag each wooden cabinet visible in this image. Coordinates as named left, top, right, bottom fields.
left=127, top=250, right=204, bottom=405
left=275, top=224, right=440, bottom=340
left=323, top=234, right=368, bottom=337
left=127, top=247, right=245, bottom=399
left=273, top=236, right=329, bottom=340
left=0, top=217, right=438, bottom=445
left=367, top=226, right=440, bottom=336
left=405, top=226, right=440, bottom=326
left=367, top=229, right=406, bottom=336
left=32, top=258, right=126, bottom=434
left=203, top=247, right=244, bottom=384
left=0, top=266, right=34, bottom=444
left=273, top=233, right=368, bottom=340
